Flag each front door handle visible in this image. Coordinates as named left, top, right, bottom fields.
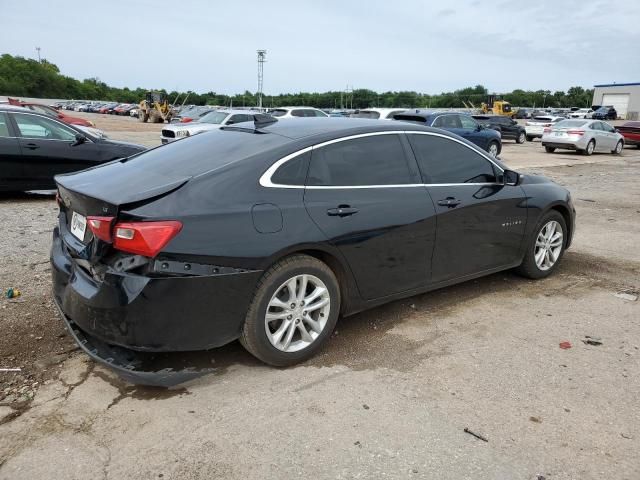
left=327, top=205, right=359, bottom=217
left=25, top=143, right=40, bottom=150
left=437, top=197, right=461, bottom=208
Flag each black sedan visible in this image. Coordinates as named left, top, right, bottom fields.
left=472, top=115, right=527, bottom=143
left=51, top=117, right=575, bottom=383
left=0, top=106, right=145, bottom=191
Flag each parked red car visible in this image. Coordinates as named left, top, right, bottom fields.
left=616, top=122, right=640, bottom=148
left=7, top=98, right=95, bottom=127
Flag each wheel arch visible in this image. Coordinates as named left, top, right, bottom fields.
left=259, top=245, right=362, bottom=315
left=547, top=203, right=573, bottom=248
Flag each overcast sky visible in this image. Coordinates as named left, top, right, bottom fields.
left=1, top=0, right=639, bottom=95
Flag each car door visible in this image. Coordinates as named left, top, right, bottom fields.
left=599, top=122, right=618, bottom=149
left=0, top=111, right=25, bottom=190
left=11, top=112, right=103, bottom=189
left=590, top=122, right=609, bottom=151
left=501, top=117, right=519, bottom=139
left=406, top=132, right=527, bottom=284
left=303, top=132, right=437, bottom=300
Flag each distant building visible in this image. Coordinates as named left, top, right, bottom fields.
left=592, top=82, right=640, bottom=120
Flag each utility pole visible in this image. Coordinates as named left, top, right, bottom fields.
left=256, top=50, right=266, bottom=110
left=35, top=47, right=41, bottom=63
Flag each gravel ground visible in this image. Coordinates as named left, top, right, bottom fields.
left=0, top=114, right=638, bottom=479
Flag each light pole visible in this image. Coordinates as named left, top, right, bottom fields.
left=35, top=47, right=41, bottom=63
left=256, top=50, right=266, bottom=110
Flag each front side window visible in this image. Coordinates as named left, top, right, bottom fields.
left=432, top=115, right=462, bottom=129
left=271, top=109, right=287, bottom=117
left=313, top=109, right=328, bottom=117
left=308, top=134, right=412, bottom=186
left=459, top=115, right=478, bottom=130
left=13, top=113, right=77, bottom=141
left=408, top=134, right=497, bottom=184
left=291, top=109, right=307, bottom=117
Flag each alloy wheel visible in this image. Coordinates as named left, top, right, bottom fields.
left=534, top=220, right=563, bottom=271
left=615, top=141, right=623, bottom=154
left=488, top=143, right=499, bottom=157
left=587, top=141, right=594, bottom=155
left=265, top=274, right=331, bottom=352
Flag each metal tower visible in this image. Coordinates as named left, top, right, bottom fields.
left=257, top=50, right=267, bottom=109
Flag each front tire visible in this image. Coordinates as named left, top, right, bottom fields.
left=545, top=146, right=556, bottom=153
left=487, top=141, right=500, bottom=157
left=612, top=140, right=623, bottom=155
left=515, top=211, right=567, bottom=279
left=240, top=255, right=341, bottom=366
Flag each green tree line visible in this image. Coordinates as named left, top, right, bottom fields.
left=0, top=54, right=594, bottom=109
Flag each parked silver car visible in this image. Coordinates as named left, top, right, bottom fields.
left=541, top=119, right=624, bottom=155
left=525, top=116, right=565, bottom=141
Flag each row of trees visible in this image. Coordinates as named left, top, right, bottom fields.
left=0, top=54, right=594, bottom=109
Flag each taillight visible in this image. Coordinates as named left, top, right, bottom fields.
left=543, top=128, right=551, bottom=133
left=113, top=221, right=182, bottom=257
left=567, top=130, right=584, bottom=136
left=180, top=117, right=193, bottom=123
left=87, top=216, right=115, bottom=242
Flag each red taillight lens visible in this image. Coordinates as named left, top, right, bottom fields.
left=543, top=128, right=551, bottom=133
left=180, top=117, right=193, bottom=123
left=87, top=216, right=115, bottom=242
left=567, top=130, right=584, bottom=136
left=113, top=221, right=182, bottom=257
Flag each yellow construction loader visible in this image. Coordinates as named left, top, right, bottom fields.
left=138, top=91, right=172, bottom=123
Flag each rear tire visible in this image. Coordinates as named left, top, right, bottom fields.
left=582, top=139, right=595, bottom=156
left=545, top=146, right=555, bottom=153
left=515, top=210, right=567, bottom=279
left=612, top=140, right=623, bottom=155
left=138, top=110, right=149, bottom=123
left=516, top=132, right=526, bottom=144
left=240, top=255, right=341, bottom=367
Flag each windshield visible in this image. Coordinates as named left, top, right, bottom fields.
left=596, top=107, right=608, bottom=112
left=271, top=109, right=288, bottom=117
left=197, top=111, right=229, bottom=124
left=555, top=120, right=587, bottom=128
left=351, top=111, right=380, bottom=119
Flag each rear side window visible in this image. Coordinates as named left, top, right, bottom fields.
left=291, top=110, right=307, bottom=117
left=271, top=151, right=310, bottom=185
left=408, top=134, right=497, bottom=184
left=271, top=109, right=287, bottom=117
left=308, top=134, right=412, bottom=186
left=0, top=112, right=11, bottom=137
left=353, top=111, right=381, bottom=119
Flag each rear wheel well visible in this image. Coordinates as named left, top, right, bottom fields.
left=295, top=249, right=353, bottom=314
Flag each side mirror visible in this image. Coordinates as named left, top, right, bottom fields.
left=72, top=133, right=87, bottom=146
left=476, top=124, right=483, bottom=131
left=503, top=169, right=520, bottom=186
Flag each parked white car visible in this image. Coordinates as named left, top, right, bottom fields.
left=269, top=107, right=328, bottom=118
left=568, top=108, right=593, bottom=119
left=525, top=116, right=565, bottom=141
left=541, top=119, right=624, bottom=155
left=160, top=109, right=261, bottom=144
left=350, top=108, right=407, bottom=120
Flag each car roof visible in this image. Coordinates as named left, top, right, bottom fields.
left=0, top=104, right=31, bottom=112
left=274, top=106, right=322, bottom=111
left=247, top=117, right=452, bottom=141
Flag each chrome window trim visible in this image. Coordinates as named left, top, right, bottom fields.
left=259, top=130, right=504, bottom=189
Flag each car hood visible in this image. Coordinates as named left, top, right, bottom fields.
left=519, top=173, right=553, bottom=185
left=96, top=138, right=146, bottom=151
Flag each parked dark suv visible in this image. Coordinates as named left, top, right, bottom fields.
left=472, top=115, right=527, bottom=144
left=592, top=106, right=617, bottom=120
left=393, top=111, right=502, bottom=157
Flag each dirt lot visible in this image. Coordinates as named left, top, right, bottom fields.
left=0, top=114, right=639, bottom=479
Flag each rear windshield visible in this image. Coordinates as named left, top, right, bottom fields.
left=271, top=109, right=288, bottom=117
left=555, top=120, right=587, bottom=128
left=532, top=116, right=553, bottom=122
left=393, top=115, right=427, bottom=123
left=197, top=111, right=228, bottom=124
left=352, top=111, right=381, bottom=119
left=119, top=129, right=289, bottom=178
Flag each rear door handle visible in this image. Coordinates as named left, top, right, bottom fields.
left=437, top=197, right=461, bottom=208
left=327, top=206, right=359, bottom=217
left=25, top=143, right=40, bottom=150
